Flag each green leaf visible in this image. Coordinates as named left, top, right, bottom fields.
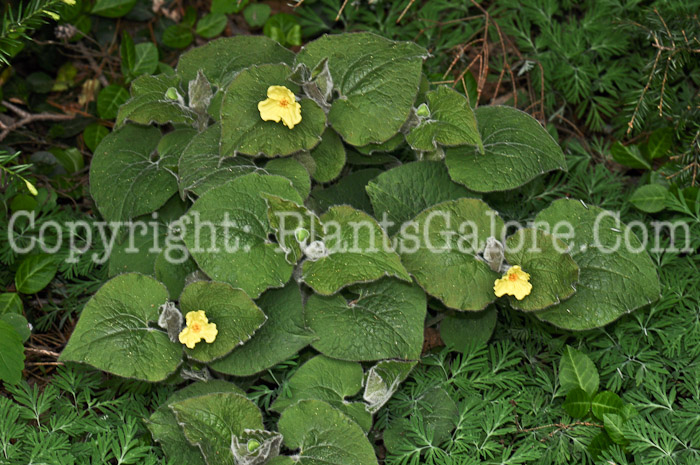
left=264, top=194, right=322, bottom=264
left=196, top=13, right=227, bottom=38
left=445, top=106, right=566, bottom=192
left=51, top=147, right=83, bottom=174
left=591, top=391, right=624, bottom=421
left=603, top=413, right=628, bottom=445
left=363, top=360, right=416, bottom=413
left=97, top=85, right=129, bottom=119
left=220, top=64, right=326, bottom=157
left=116, top=88, right=197, bottom=127
left=120, top=32, right=136, bottom=77
left=310, top=168, right=381, bottom=214
left=629, top=184, right=668, bottom=213
left=301, top=206, right=411, bottom=295
left=610, top=141, right=651, bottom=169
left=177, top=124, right=257, bottom=198
left=355, top=133, right=404, bottom=155
left=440, top=306, right=497, bottom=352
left=0, top=320, right=25, bottom=385
left=534, top=199, right=660, bottom=330
left=59, top=273, right=181, bottom=381
left=367, top=160, right=476, bottom=236
left=562, top=388, right=591, bottom=419
left=308, top=128, right=346, bottom=183
left=278, top=400, right=378, bottom=465
left=131, top=42, right=159, bottom=76
left=15, top=254, right=58, bottom=294
left=244, top=3, right=270, bottom=28
left=265, top=157, right=311, bottom=200
left=154, top=251, right=198, bottom=300
left=183, top=173, right=302, bottom=298
left=503, top=228, right=579, bottom=311
left=0, top=313, right=29, bottom=342
left=90, top=125, right=177, bottom=222
left=179, top=281, right=266, bottom=363
left=305, top=279, right=426, bottom=361
left=647, top=127, right=674, bottom=159
left=92, top=0, right=136, bottom=17
left=383, top=386, right=458, bottom=454
left=157, top=128, right=198, bottom=171
left=559, top=345, right=599, bottom=397
left=271, top=355, right=370, bottom=431
left=108, top=221, right=164, bottom=277
left=171, top=392, right=263, bottom=465
left=211, top=0, right=249, bottom=14
left=0, top=293, right=23, bottom=315
left=83, top=123, right=109, bottom=152
left=148, top=380, right=244, bottom=465
left=406, top=86, right=482, bottom=152
left=211, top=282, right=315, bottom=377
left=177, top=36, right=294, bottom=87
left=162, top=25, right=194, bottom=49
left=397, top=198, right=505, bottom=311
left=295, top=32, right=426, bottom=146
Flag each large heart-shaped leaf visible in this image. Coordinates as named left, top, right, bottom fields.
left=366, top=160, right=477, bottom=235
left=90, top=125, right=177, bottom=222
left=211, top=282, right=315, bottom=377
left=148, top=380, right=244, bottom=465
left=264, top=157, right=311, bottom=200
left=534, top=199, right=660, bottom=330
left=309, top=168, right=381, bottom=214
left=59, top=273, right=181, bottom=381
left=171, top=392, right=263, bottom=465
left=278, top=400, right=378, bottom=465
left=503, top=228, right=579, bottom=311
left=220, top=64, right=326, bottom=157
left=295, top=32, right=426, bottom=146
left=271, top=355, right=370, bottom=431
left=305, top=278, right=426, bottom=361
left=177, top=124, right=258, bottom=198
left=439, top=306, right=497, bottom=352
left=179, top=281, right=266, bottom=362
left=306, top=128, right=346, bottom=182
left=183, top=173, right=302, bottom=298
left=117, top=74, right=197, bottom=127
left=177, top=36, right=295, bottom=87
left=397, top=198, right=505, bottom=311
left=445, top=106, right=566, bottom=192
left=406, top=86, right=482, bottom=151
left=301, top=205, right=411, bottom=295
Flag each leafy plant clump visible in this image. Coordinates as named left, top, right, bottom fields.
left=57, top=32, right=661, bottom=464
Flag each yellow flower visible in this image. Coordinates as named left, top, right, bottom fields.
left=46, top=10, right=60, bottom=20
left=62, top=0, right=77, bottom=5
left=258, top=85, right=302, bottom=129
left=494, top=265, right=532, bottom=301
left=178, top=310, right=217, bottom=349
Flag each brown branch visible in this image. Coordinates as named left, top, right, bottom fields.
left=25, top=347, right=62, bottom=358
left=335, top=0, right=350, bottom=21
left=0, top=101, right=75, bottom=142
left=396, top=0, right=417, bottom=24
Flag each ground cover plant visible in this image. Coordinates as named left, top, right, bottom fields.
left=0, top=0, right=698, bottom=464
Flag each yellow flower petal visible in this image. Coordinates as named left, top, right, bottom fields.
left=493, top=265, right=532, bottom=300
left=258, top=85, right=302, bottom=129
left=179, top=310, right=218, bottom=349
left=258, top=98, right=283, bottom=123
